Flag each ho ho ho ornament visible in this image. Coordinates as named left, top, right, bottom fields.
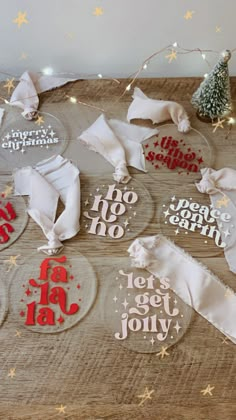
left=102, top=262, right=192, bottom=353
left=82, top=177, right=154, bottom=242
left=0, top=111, right=68, bottom=170
left=10, top=251, right=97, bottom=333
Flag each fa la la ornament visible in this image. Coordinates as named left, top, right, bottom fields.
left=10, top=251, right=97, bottom=333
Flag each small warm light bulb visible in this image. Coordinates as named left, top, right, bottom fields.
left=126, top=84, right=131, bottom=91
left=42, top=67, right=54, bottom=76
left=228, top=117, right=235, bottom=124
left=202, top=54, right=206, bottom=60
left=204, top=73, right=208, bottom=78
left=173, top=42, right=178, bottom=48
left=97, top=73, right=103, bottom=78
left=69, top=96, right=77, bottom=104
left=143, top=63, right=148, bottom=69
left=4, top=99, right=9, bottom=104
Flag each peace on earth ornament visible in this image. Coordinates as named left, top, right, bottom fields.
left=159, top=185, right=233, bottom=257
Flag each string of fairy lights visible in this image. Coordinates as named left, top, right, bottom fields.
left=1, top=42, right=236, bottom=129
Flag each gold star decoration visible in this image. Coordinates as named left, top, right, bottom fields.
left=19, top=52, right=28, bottom=60
left=3, top=78, right=15, bottom=95
left=93, top=7, right=104, bottom=16
left=216, top=195, right=230, bottom=209
left=165, top=50, right=177, bottom=63
left=212, top=118, right=226, bottom=133
left=216, top=26, right=222, bottom=33
left=138, top=387, right=154, bottom=407
left=55, top=405, right=66, bottom=414
left=13, top=11, right=29, bottom=29
left=156, top=346, right=170, bottom=359
left=65, top=32, right=75, bottom=40
left=184, top=10, right=195, bottom=20
left=224, top=288, right=234, bottom=299
left=2, top=184, right=13, bottom=198
left=8, top=368, right=16, bottom=379
left=3, top=255, right=21, bottom=273
left=35, top=116, right=44, bottom=126
left=15, top=330, right=22, bottom=338
left=200, top=384, right=215, bottom=396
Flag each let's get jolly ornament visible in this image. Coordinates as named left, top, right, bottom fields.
left=102, top=263, right=192, bottom=353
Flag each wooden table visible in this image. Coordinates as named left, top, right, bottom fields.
left=0, top=78, right=236, bottom=420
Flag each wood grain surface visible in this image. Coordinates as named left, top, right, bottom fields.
left=0, top=78, right=236, bottom=420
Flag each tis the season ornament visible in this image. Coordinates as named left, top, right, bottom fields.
left=0, top=181, right=28, bottom=252
left=10, top=252, right=97, bottom=333
left=144, top=124, right=213, bottom=176
left=82, top=178, right=153, bottom=242
left=102, top=261, right=192, bottom=353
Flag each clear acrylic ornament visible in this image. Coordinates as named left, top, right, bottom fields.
left=0, top=109, right=68, bottom=171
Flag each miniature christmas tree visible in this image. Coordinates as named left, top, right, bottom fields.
left=191, top=50, right=232, bottom=121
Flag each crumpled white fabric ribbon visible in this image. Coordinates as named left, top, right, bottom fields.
left=78, top=113, right=159, bottom=183
left=13, top=155, right=80, bottom=255
left=127, top=87, right=191, bottom=133
left=128, top=234, right=236, bottom=344
left=9, top=71, right=75, bottom=120
left=196, top=167, right=236, bottom=274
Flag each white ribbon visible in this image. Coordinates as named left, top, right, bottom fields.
left=128, top=234, right=236, bottom=344
left=78, top=114, right=159, bottom=184
left=13, top=155, right=80, bottom=255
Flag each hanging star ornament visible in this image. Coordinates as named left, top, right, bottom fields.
left=19, top=52, right=28, bottom=60
left=93, top=7, right=104, bottom=16
left=165, top=50, right=177, bottom=63
left=216, top=195, right=230, bottom=209
left=55, top=405, right=66, bottom=414
left=3, top=78, right=15, bottom=95
left=184, top=10, right=195, bottom=20
left=13, top=11, right=29, bottom=29
left=137, top=387, right=154, bottom=407
left=3, top=255, right=21, bottom=272
left=156, top=346, right=170, bottom=359
left=200, top=384, right=215, bottom=396
left=8, top=368, right=16, bottom=379
left=212, top=118, right=226, bottom=133
left=35, top=116, right=44, bottom=126
left=1, top=184, right=13, bottom=198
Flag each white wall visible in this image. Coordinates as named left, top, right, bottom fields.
left=1, top=0, right=236, bottom=79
